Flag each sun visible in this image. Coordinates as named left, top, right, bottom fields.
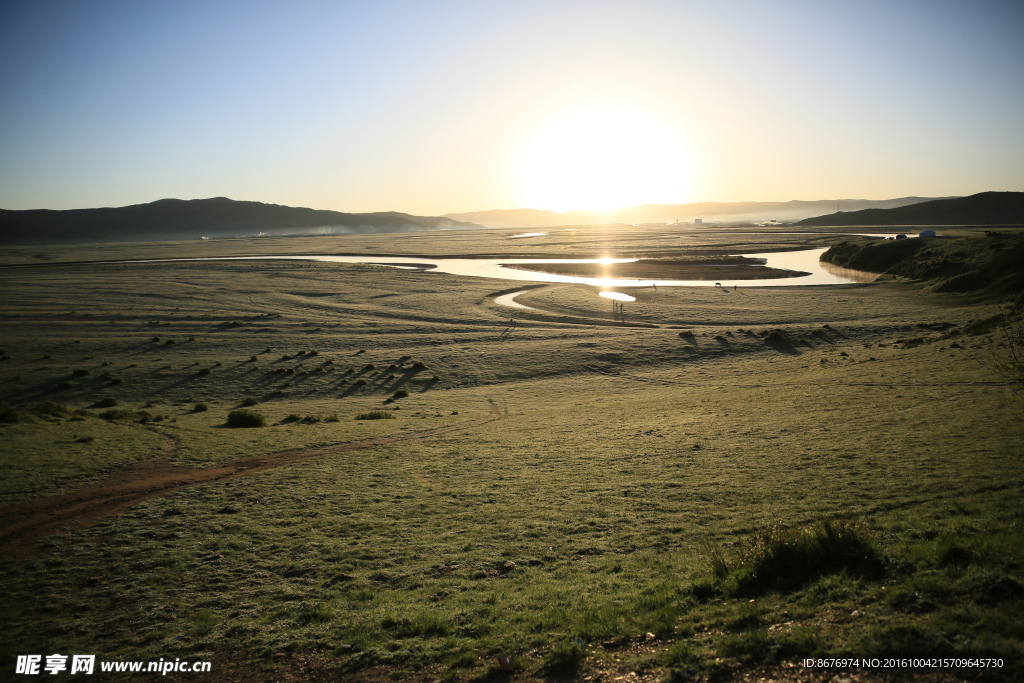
left=517, top=102, right=692, bottom=213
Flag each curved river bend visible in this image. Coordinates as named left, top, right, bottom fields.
left=160, top=246, right=877, bottom=288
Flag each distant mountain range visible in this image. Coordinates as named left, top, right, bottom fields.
left=444, top=197, right=951, bottom=228
left=797, top=191, right=1024, bottom=226
left=0, top=197, right=484, bottom=245
left=2, top=192, right=1019, bottom=246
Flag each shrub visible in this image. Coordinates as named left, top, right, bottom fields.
left=197, top=368, right=211, bottom=375
left=99, top=409, right=136, bottom=421
left=240, top=397, right=259, bottom=406
left=354, top=379, right=367, bottom=386
left=284, top=413, right=301, bottom=422
left=363, top=363, right=375, bottom=370
left=193, top=403, right=208, bottom=412
left=542, top=638, right=586, bottom=678
left=94, top=397, right=118, bottom=408
left=678, top=330, right=695, bottom=338
left=764, top=329, right=786, bottom=343
left=392, top=389, right=409, bottom=399
left=411, top=361, right=426, bottom=370
left=164, top=339, right=175, bottom=345
left=56, top=382, right=75, bottom=390
left=71, top=369, right=90, bottom=377
left=729, top=518, right=884, bottom=595
left=225, top=409, right=266, bottom=428
left=324, top=413, right=340, bottom=422
left=355, top=411, right=395, bottom=420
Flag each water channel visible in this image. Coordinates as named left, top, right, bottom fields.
left=152, top=245, right=879, bottom=288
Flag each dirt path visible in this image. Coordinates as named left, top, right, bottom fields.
left=0, top=400, right=501, bottom=561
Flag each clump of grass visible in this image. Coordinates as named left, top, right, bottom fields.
left=94, top=397, right=118, bottom=408
left=164, top=339, right=175, bottom=345
left=392, top=389, right=409, bottom=399
left=225, top=409, right=266, bottom=428
left=283, top=413, right=301, bottom=422
left=56, top=382, right=75, bottom=390
left=197, top=367, right=211, bottom=375
left=71, top=369, right=90, bottom=377
left=355, top=411, right=395, bottom=420
left=363, top=363, right=376, bottom=370
left=541, top=638, right=587, bottom=678
left=764, top=329, right=787, bottom=342
left=192, top=402, right=208, bottom=412
left=354, top=378, right=367, bottom=386
left=679, top=330, right=695, bottom=338
left=240, top=397, right=259, bottom=407
left=725, top=519, right=885, bottom=595
left=324, top=413, right=340, bottom=422
left=99, top=409, right=137, bottom=421
left=411, top=361, right=426, bottom=370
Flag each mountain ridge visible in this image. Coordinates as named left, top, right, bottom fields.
left=0, top=197, right=484, bottom=245
left=797, top=191, right=1024, bottom=226
left=444, top=197, right=951, bottom=228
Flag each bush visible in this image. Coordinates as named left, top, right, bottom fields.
left=99, top=409, right=136, bottom=421
left=192, top=403, right=208, bottom=412
left=727, top=519, right=884, bottom=595
left=197, top=367, right=211, bottom=375
left=71, top=369, right=90, bottom=377
left=225, top=409, right=267, bottom=428
left=392, top=389, right=409, bottom=399
left=678, top=330, right=695, bottom=338
left=542, top=638, right=586, bottom=678
left=94, top=397, right=119, bottom=408
left=240, top=397, right=259, bottom=406
left=355, top=411, right=395, bottom=420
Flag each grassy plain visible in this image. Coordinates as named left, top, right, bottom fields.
left=0, top=225, right=1022, bottom=682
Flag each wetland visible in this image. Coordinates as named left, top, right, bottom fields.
left=0, top=224, right=1022, bottom=682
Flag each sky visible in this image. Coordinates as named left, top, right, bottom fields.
left=1, top=0, right=1022, bottom=214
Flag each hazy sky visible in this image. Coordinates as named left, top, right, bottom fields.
left=2, top=0, right=1022, bottom=214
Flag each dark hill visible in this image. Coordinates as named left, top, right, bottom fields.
left=799, top=191, right=1024, bottom=226
left=0, top=197, right=484, bottom=245
left=820, top=231, right=1024, bottom=294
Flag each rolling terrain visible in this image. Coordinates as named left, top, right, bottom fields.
left=0, top=225, right=1022, bottom=682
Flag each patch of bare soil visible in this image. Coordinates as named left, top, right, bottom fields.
left=0, top=400, right=501, bottom=561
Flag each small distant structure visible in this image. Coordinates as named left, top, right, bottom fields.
left=694, top=218, right=703, bottom=225
left=919, top=229, right=937, bottom=237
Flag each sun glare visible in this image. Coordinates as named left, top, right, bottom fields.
left=517, top=103, right=691, bottom=213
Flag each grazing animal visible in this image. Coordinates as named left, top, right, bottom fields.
left=715, top=282, right=722, bottom=288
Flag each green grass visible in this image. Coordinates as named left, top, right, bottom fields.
left=0, top=227, right=1022, bottom=680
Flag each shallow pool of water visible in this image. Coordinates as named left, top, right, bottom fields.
left=84, top=245, right=880, bottom=288
left=599, top=291, right=636, bottom=302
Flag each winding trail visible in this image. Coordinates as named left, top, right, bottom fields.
left=0, top=399, right=502, bottom=561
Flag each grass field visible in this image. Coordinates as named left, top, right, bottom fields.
left=1, top=225, right=1022, bottom=682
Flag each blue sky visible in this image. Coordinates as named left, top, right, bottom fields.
left=1, top=0, right=1022, bottom=213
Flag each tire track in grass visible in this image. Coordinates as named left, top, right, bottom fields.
left=0, top=400, right=501, bottom=561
